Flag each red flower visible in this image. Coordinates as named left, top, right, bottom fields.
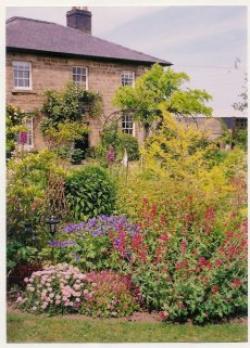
left=175, top=260, right=188, bottom=270
left=204, top=207, right=215, bottom=234
left=159, top=311, right=169, bottom=320
left=159, top=233, right=169, bottom=243
left=215, top=259, right=223, bottom=267
left=211, top=285, right=219, bottom=294
left=198, top=257, right=211, bottom=270
left=180, top=239, right=187, bottom=254
left=231, top=278, right=242, bottom=288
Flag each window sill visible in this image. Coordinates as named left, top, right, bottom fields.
left=12, top=89, right=37, bottom=95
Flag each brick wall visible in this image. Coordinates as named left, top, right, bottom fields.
left=6, top=51, right=149, bottom=148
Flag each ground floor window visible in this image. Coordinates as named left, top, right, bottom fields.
left=17, top=118, right=34, bottom=149
left=122, top=114, right=134, bottom=135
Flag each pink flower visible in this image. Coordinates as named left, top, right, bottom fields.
left=159, top=311, right=169, bottom=320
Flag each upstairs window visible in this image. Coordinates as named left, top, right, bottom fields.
left=13, top=61, right=32, bottom=89
left=72, top=66, right=88, bottom=89
left=122, top=114, right=134, bottom=135
left=121, top=71, right=135, bottom=86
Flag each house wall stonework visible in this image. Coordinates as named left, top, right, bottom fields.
left=6, top=51, right=149, bottom=149
left=177, top=117, right=224, bottom=140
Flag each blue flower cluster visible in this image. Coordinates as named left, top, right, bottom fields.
left=48, top=240, right=76, bottom=248
left=64, top=215, right=140, bottom=237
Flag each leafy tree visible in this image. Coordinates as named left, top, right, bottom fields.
left=233, top=75, right=248, bottom=112
left=114, top=64, right=212, bottom=134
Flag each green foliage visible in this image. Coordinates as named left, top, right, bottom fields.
left=99, top=122, right=140, bottom=162
left=42, top=83, right=103, bottom=125
left=233, top=129, right=247, bottom=150
left=6, top=105, right=35, bottom=159
left=65, top=166, right=116, bottom=221
left=116, top=111, right=246, bottom=225
left=7, top=241, right=38, bottom=275
left=114, top=64, right=212, bottom=129
left=71, top=148, right=85, bottom=165
left=7, top=150, right=67, bottom=276
left=41, top=84, right=102, bottom=156
left=41, top=121, right=88, bottom=150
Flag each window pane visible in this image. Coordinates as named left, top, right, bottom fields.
left=13, top=62, right=31, bottom=88
left=24, top=79, right=29, bottom=87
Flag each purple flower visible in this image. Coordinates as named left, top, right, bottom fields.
left=48, top=240, right=76, bottom=248
left=64, top=215, right=139, bottom=238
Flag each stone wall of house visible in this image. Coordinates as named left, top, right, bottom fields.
left=177, top=117, right=225, bottom=140
left=6, top=51, right=149, bottom=149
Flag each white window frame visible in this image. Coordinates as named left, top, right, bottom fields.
left=12, top=61, right=32, bottom=90
left=122, top=113, right=135, bottom=136
left=121, top=71, right=135, bottom=87
left=72, top=66, right=88, bottom=90
left=23, top=118, right=34, bottom=150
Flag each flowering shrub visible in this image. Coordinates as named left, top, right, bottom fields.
left=61, top=215, right=141, bottom=270
left=16, top=264, right=138, bottom=317
left=131, top=217, right=247, bottom=324
left=80, top=271, right=139, bottom=317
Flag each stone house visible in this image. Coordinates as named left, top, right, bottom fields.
left=6, top=7, right=171, bottom=150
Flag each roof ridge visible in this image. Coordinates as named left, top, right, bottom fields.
left=6, top=16, right=57, bottom=26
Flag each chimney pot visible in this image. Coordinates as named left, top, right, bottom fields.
left=66, top=7, right=92, bottom=34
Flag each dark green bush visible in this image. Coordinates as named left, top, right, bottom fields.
left=71, top=148, right=85, bottom=165
left=65, top=166, right=116, bottom=221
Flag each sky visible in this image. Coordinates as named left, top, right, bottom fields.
left=6, top=6, right=248, bottom=117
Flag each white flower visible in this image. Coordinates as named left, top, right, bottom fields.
left=31, top=306, right=37, bottom=311
left=73, top=284, right=81, bottom=291
left=24, top=277, right=29, bottom=283
left=28, top=287, right=35, bottom=292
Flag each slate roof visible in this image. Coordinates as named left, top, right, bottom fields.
left=6, top=17, right=172, bottom=66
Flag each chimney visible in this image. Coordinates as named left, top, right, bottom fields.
left=66, top=7, right=92, bottom=34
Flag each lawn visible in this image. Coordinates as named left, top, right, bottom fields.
left=7, top=311, right=247, bottom=343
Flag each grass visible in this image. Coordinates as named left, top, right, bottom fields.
left=7, top=311, right=247, bottom=343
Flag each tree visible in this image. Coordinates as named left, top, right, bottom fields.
left=233, top=74, right=248, bottom=112
left=114, top=64, right=212, bottom=135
